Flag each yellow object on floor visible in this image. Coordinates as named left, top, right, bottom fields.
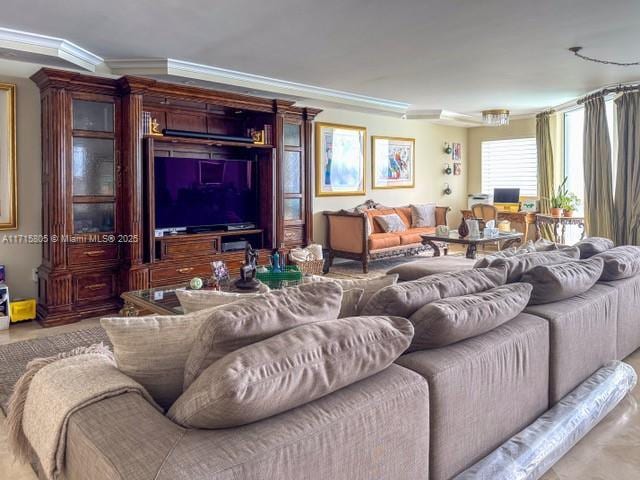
left=9, top=298, right=36, bottom=323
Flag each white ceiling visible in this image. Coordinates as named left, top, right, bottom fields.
left=1, top=0, right=639, bottom=116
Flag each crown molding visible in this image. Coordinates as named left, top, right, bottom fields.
left=0, top=27, right=103, bottom=71
left=106, top=58, right=410, bottom=114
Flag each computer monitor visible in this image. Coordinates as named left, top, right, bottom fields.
left=493, top=188, right=520, bottom=203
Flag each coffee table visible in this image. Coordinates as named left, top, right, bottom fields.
left=421, top=232, right=524, bottom=260
left=120, top=281, right=268, bottom=316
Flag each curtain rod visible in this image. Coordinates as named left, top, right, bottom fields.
left=577, top=84, right=640, bottom=104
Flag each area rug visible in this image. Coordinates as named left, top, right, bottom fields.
left=0, top=326, right=110, bottom=414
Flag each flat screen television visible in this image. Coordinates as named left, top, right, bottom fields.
left=154, top=156, right=258, bottom=231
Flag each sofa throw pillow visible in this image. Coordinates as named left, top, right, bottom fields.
left=183, top=282, right=343, bottom=389
left=521, top=257, right=604, bottom=304
left=491, top=247, right=580, bottom=282
left=361, top=267, right=507, bottom=318
left=407, top=283, right=532, bottom=350
left=594, top=246, right=640, bottom=281
left=339, top=288, right=365, bottom=318
left=168, top=316, right=414, bottom=429
left=176, top=284, right=270, bottom=313
left=410, top=203, right=436, bottom=228
left=386, top=256, right=476, bottom=281
left=473, top=246, right=520, bottom=268
left=374, top=213, right=407, bottom=233
left=575, top=237, right=615, bottom=259
left=101, top=308, right=220, bottom=410
left=308, top=274, right=399, bottom=314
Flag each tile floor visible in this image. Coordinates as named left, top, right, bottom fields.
left=0, top=320, right=639, bottom=479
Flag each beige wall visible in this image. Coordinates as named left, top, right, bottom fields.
left=312, top=108, right=469, bottom=244
left=467, top=115, right=563, bottom=195
left=0, top=74, right=41, bottom=299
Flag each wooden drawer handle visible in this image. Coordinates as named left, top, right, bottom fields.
left=176, top=267, right=194, bottom=274
left=85, top=283, right=107, bottom=290
left=84, top=250, right=105, bottom=256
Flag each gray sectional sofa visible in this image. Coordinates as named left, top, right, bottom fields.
left=59, top=239, right=639, bottom=480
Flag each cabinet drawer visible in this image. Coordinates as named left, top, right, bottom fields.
left=283, top=227, right=304, bottom=246
left=68, top=244, right=119, bottom=266
left=74, top=271, right=117, bottom=302
left=159, top=237, right=220, bottom=260
left=150, top=263, right=212, bottom=286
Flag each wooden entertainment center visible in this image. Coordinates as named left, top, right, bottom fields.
left=32, top=68, right=320, bottom=327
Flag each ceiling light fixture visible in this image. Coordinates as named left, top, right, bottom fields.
left=569, top=46, right=640, bottom=67
left=482, top=109, right=510, bottom=126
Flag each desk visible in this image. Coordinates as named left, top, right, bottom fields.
left=461, top=210, right=537, bottom=242
left=535, top=214, right=585, bottom=244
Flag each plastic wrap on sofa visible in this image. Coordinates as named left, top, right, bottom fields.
left=454, top=361, right=637, bottom=480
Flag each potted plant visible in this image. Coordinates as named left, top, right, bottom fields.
left=561, top=192, right=581, bottom=217
left=549, top=177, right=568, bottom=217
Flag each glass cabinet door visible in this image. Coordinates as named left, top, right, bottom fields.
left=73, top=203, right=115, bottom=233
left=73, top=100, right=114, bottom=132
left=72, top=138, right=115, bottom=196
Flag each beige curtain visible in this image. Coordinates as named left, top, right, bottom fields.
left=614, top=92, right=640, bottom=245
left=536, top=112, right=555, bottom=240
left=583, top=96, right=615, bottom=239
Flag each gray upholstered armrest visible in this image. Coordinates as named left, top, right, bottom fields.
left=65, top=393, right=185, bottom=480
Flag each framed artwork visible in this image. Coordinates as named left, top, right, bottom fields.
left=315, top=122, right=366, bottom=196
left=453, top=163, right=462, bottom=176
left=452, top=142, right=461, bottom=162
left=372, top=136, right=415, bottom=189
left=0, top=83, right=16, bottom=230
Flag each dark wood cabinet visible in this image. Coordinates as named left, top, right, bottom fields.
left=32, top=68, right=320, bottom=326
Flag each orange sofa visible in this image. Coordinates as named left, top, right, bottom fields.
left=324, top=200, right=450, bottom=273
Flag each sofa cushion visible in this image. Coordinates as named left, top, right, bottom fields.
left=308, top=274, right=398, bottom=314
left=594, top=245, right=640, bottom=280
left=408, top=283, right=532, bottom=350
left=369, top=232, right=402, bottom=250
left=387, top=256, right=476, bottom=281
left=100, top=309, right=218, bottom=410
left=521, top=257, right=604, bottom=304
left=411, top=203, right=437, bottom=227
left=362, top=267, right=507, bottom=318
left=473, top=246, right=521, bottom=268
left=399, top=227, right=436, bottom=245
left=183, top=282, right=343, bottom=389
left=374, top=213, right=407, bottom=233
left=366, top=208, right=396, bottom=233
left=339, top=288, right=364, bottom=318
left=396, top=314, right=549, bottom=480
left=491, top=247, right=580, bottom=282
left=599, top=274, right=640, bottom=359
left=575, top=236, right=615, bottom=258
left=525, top=283, right=618, bottom=403
left=169, top=316, right=414, bottom=429
left=175, top=284, right=270, bottom=314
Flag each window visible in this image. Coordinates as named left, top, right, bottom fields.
left=481, top=138, right=538, bottom=196
left=563, top=100, right=615, bottom=216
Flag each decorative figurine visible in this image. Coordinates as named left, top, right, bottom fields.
left=150, top=118, right=163, bottom=136
left=458, top=217, right=469, bottom=238
left=234, top=245, right=261, bottom=290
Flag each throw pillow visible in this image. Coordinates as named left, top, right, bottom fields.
left=410, top=203, right=436, bottom=228
left=176, top=284, right=270, bottom=313
left=594, top=246, right=640, bottom=281
left=308, top=274, right=399, bottom=314
left=168, top=316, right=414, bottom=429
left=473, top=246, right=520, bottom=268
left=374, top=213, right=407, bottom=233
left=339, top=288, right=365, bottom=318
left=361, top=267, right=507, bottom=318
left=491, top=247, right=580, bottom=282
left=101, top=308, right=220, bottom=410
left=533, top=238, right=558, bottom=251
left=521, top=257, right=604, bottom=304
left=183, top=282, right=343, bottom=389
left=575, top=237, right=615, bottom=258
left=408, top=283, right=532, bottom=350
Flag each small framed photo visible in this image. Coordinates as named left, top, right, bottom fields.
left=372, top=136, right=415, bottom=189
left=452, top=143, right=461, bottom=162
left=315, top=122, right=366, bottom=196
left=453, top=163, right=462, bottom=176
left=211, top=261, right=229, bottom=282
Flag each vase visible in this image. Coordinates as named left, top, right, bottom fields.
left=551, top=207, right=563, bottom=217
left=458, top=217, right=469, bottom=238
left=563, top=209, right=574, bottom=217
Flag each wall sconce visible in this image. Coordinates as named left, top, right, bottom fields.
left=443, top=183, right=452, bottom=195
left=443, top=164, right=452, bottom=175
left=443, top=142, right=452, bottom=154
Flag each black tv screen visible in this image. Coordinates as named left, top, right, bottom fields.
left=154, top=156, right=257, bottom=230
left=493, top=188, right=520, bottom=203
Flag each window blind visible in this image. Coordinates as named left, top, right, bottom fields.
left=481, top=138, right=538, bottom=197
